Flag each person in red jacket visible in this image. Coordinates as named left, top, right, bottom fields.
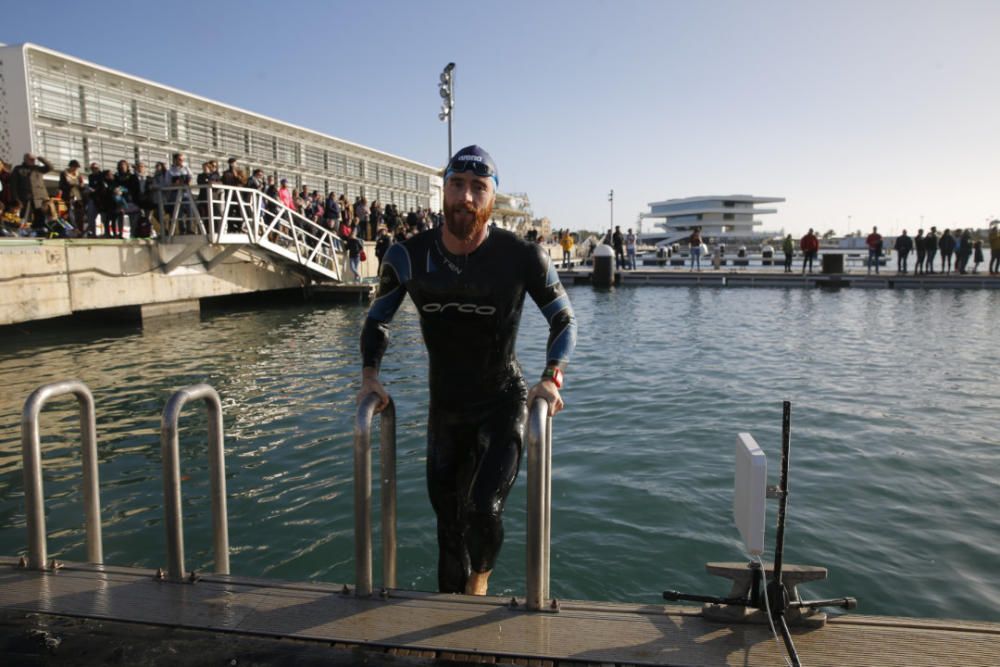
left=866, top=226, right=883, bottom=275
left=800, top=228, right=819, bottom=274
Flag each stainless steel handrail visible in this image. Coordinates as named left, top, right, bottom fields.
left=526, top=397, right=553, bottom=610
left=20, top=380, right=103, bottom=570
left=353, top=393, right=397, bottom=596
left=160, top=384, right=229, bottom=582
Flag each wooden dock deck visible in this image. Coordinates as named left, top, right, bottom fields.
left=558, top=268, right=1000, bottom=290
left=2, top=558, right=997, bottom=666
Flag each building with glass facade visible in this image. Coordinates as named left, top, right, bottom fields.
left=640, top=194, right=785, bottom=245
left=0, top=43, right=442, bottom=211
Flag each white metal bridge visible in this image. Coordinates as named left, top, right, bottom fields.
left=156, top=183, right=344, bottom=282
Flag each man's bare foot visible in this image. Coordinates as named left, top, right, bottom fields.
left=465, top=570, right=491, bottom=595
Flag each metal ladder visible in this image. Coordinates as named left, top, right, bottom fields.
left=18, top=381, right=557, bottom=610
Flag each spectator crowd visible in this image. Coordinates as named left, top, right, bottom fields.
left=0, top=152, right=445, bottom=262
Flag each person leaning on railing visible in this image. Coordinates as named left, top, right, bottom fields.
left=220, top=158, right=247, bottom=232
left=167, top=153, right=193, bottom=234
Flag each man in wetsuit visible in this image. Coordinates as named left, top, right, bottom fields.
left=358, top=145, right=577, bottom=596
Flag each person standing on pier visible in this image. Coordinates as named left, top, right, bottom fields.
left=957, top=229, right=973, bottom=274
left=989, top=221, right=1000, bottom=275
left=559, top=230, right=574, bottom=268
left=626, top=228, right=637, bottom=270
left=358, top=145, right=576, bottom=596
left=689, top=227, right=703, bottom=271
left=938, top=229, right=955, bottom=274
left=866, top=227, right=883, bottom=275
left=924, top=227, right=939, bottom=274
left=782, top=234, right=794, bottom=273
left=894, top=230, right=913, bottom=274
left=914, top=229, right=926, bottom=275
left=374, top=226, right=391, bottom=273
left=800, top=228, right=819, bottom=274
left=612, top=226, right=626, bottom=269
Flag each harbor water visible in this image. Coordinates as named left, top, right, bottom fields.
left=0, top=285, right=997, bottom=622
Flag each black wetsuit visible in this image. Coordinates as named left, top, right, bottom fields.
left=360, top=227, right=576, bottom=593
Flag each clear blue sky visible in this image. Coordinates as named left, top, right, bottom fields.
left=4, top=0, right=999, bottom=236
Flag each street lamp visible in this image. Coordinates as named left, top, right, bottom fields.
left=438, top=63, right=455, bottom=164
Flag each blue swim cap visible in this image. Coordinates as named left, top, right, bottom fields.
left=444, top=145, right=498, bottom=188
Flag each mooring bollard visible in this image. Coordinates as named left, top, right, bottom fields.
left=592, top=244, right=615, bottom=288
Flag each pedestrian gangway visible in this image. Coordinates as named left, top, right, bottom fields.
left=156, top=184, right=344, bottom=282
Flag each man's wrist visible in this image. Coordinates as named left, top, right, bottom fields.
left=540, top=366, right=563, bottom=389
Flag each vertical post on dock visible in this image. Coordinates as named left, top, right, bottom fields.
left=21, top=380, right=103, bottom=570
left=160, top=384, right=229, bottom=582
left=772, top=401, right=791, bottom=580
left=769, top=400, right=802, bottom=667
left=353, top=394, right=398, bottom=596
left=526, top=398, right=552, bottom=610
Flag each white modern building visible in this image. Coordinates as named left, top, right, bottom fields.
left=640, top=194, right=785, bottom=246
left=0, top=43, right=442, bottom=211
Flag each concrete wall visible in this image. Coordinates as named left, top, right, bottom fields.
left=1, top=240, right=312, bottom=326
left=0, top=241, right=72, bottom=324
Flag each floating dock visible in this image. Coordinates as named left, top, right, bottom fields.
left=2, top=558, right=998, bottom=666
left=558, top=268, right=1000, bottom=290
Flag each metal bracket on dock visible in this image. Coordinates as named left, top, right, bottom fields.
left=353, top=393, right=397, bottom=597
left=160, top=384, right=229, bottom=583
left=700, top=561, right=829, bottom=627
left=21, top=380, right=103, bottom=570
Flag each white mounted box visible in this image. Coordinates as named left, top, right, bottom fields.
left=734, top=432, right=767, bottom=556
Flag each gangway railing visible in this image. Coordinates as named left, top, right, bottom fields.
left=353, top=393, right=397, bottom=596
left=155, top=184, right=342, bottom=282
left=20, top=380, right=103, bottom=570
left=160, top=384, right=229, bottom=582
left=526, top=397, right=553, bottom=611
left=352, top=394, right=555, bottom=610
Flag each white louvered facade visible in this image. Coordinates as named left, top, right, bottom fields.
left=0, top=43, right=442, bottom=211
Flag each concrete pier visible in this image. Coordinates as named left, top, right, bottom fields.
left=0, top=239, right=379, bottom=327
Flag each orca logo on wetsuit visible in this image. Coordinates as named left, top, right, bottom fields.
left=421, top=302, right=497, bottom=315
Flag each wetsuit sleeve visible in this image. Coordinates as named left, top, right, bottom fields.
left=360, top=243, right=411, bottom=370
left=526, top=245, right=577, bottom=371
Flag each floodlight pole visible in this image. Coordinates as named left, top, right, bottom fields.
left=439, top=63, right=456, bottom=164
left=608, top=190, right=614, bottom=232
left=448, top=68, right=454, bottom=162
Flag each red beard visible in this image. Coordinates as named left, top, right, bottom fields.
left=445, top=200, right=493, bottom=241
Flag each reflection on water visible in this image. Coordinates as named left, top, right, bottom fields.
left=0, top=287, right=998, bottom=621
